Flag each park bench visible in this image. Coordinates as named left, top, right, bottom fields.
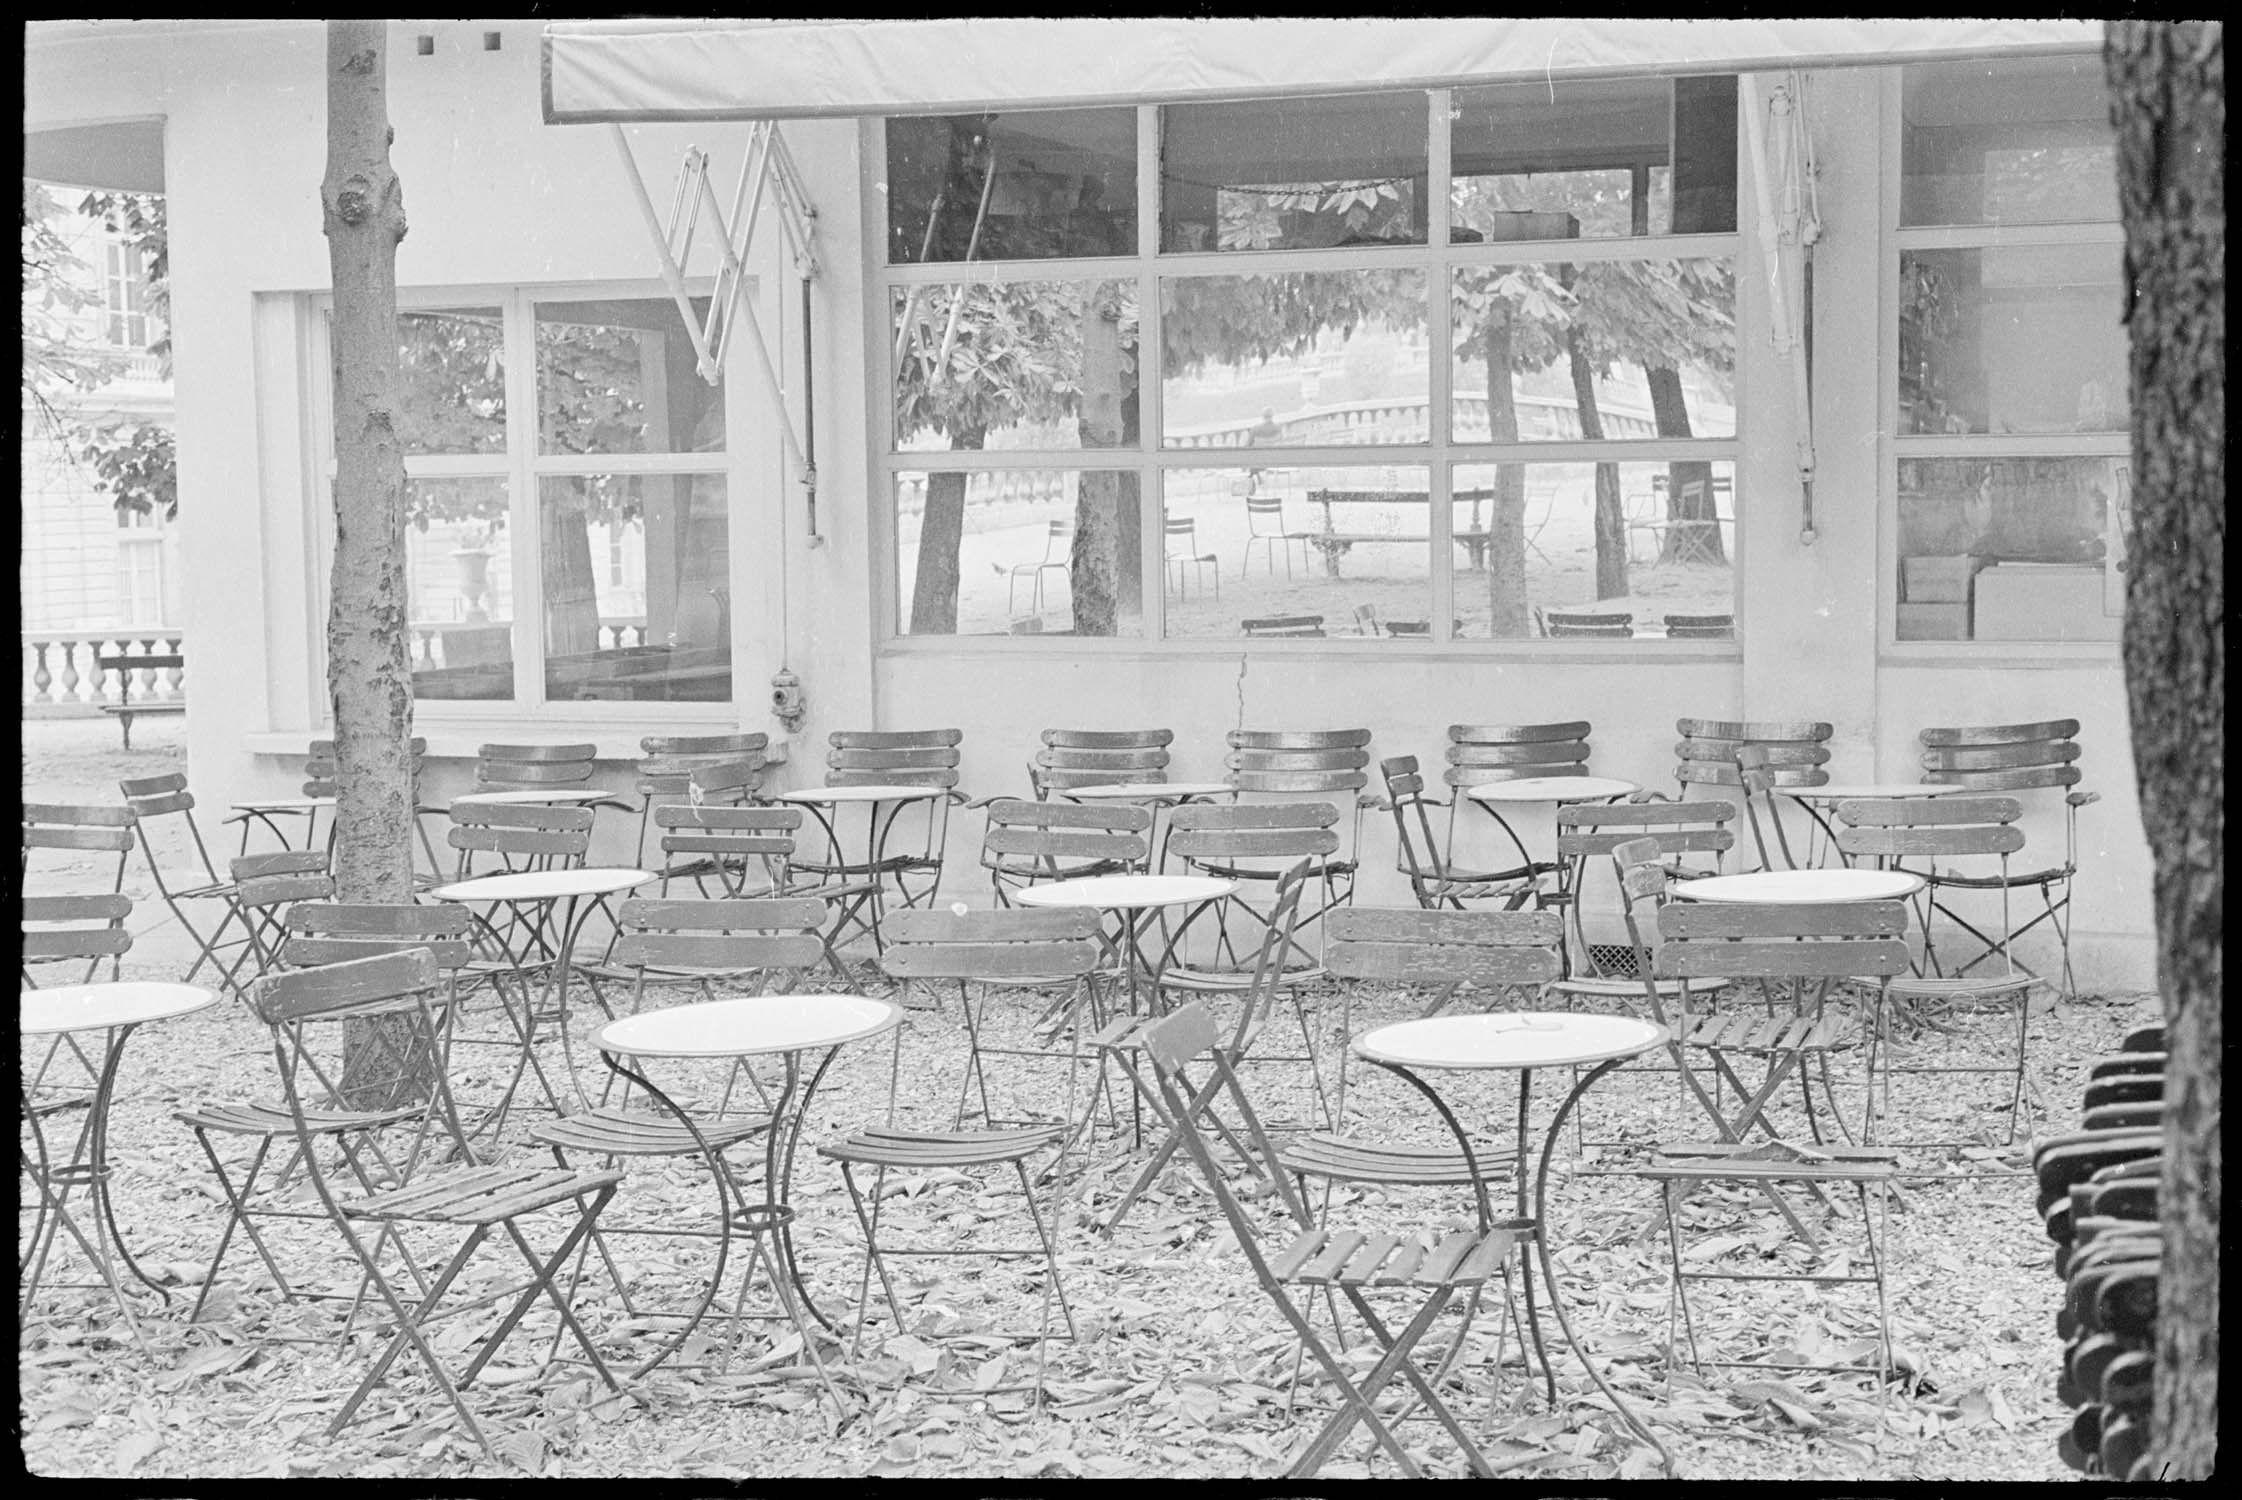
left=1304, top=488, right=1500, bottom=576
left=96, top=651, right=185, bottom=750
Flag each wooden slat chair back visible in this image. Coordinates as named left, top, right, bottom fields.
left=979, top=797, right=1152, bottom=901
left=1541, top=609, right=1634, bottom=639
left=22, top=803, right=139, bottom=893
left=1441, top=721, right=1593, bottom=791
left=1673, top=717, right=1833, bottom=791
left=1917, top=718, right=2095, bottom=997
left=21, top=892, right=135, bottom=978
left=181, top=901, right=471, bottom=1324
left=1375, top=756, right=1541, bottom=913
left=824, top=728, right=963, bottom=789
left=445, top=800, right=595, bottom=877
left=605, top=896, right=830, bottom=991
left=1224, top=728, right=1369, bottom=902
left=1663, top=613, right=1736, bottom=639
left=653, top=800, right=799, bottom=897
left=1835, top=794, right=2039, bottom=1146
left=632, top=733, right=770, bottom=867
left=822, top=905, right=1100, bottom=1362
left=246, top=948, right=623, bottom=1455
left=1731, top=742, right=1806, bottom=873
left=1552, top=799, right=1735, bottom=988
left=1138, top=995, right=1523, bottom=1480
left=879, top=906, right=1105, bottom=1133
left=474, top=741, right=601, bottom=792
left=225, top=850, right=338, bottom=989
left=1164, top=800, right=1346, bottom=991
left=1030, top=727, right=1173, bottom=796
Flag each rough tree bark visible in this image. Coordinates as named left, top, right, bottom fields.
left=1478, top=307, right=1530, bottom=637
left=909, top=430, right=981, bottom=634
left=1070, top=286, right=1127, bottom=635
left=2107, top=18, right=2221, bottom=1481
left=1647, top=368, right=1726, bottom=566
left=323, top=20, right=424, bottom=1102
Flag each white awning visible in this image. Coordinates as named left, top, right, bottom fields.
left=543, top=17, right=2102, bottom=124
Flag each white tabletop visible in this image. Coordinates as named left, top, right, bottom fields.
left=431, top=867, right=655, bottom=903
left=452, top=788, right=620, bottom=807
left=1065, top=781, right=1232, bottom=802
left=1777, top=783, right=1962, bottom=804
left=232, top=796, right=335, bottom=812
left=1356, top=1011, right=1669, bottom=1071
left=594, top=994, right=902, bottom=1059
left=1014, top=873, right=1236, bottom=911
left=1465, top=776, right=1639, bottom=805
left=21, top=982, right=219, bottom=1037
left=1676, top=868, right=1926, bottom=903
left=776, top=784, right=948, bottom=806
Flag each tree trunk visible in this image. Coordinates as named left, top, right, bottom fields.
left=1479, top=308, right=1530, bottom=637
left=2108, top=18, right=2222, bottom=1482
left=1072, top=287, right=1126, bottom=635
left=1647, top=367, right=1726, bottom=565
left=909, top=434, right=978, bottom=633
left=540, top=482, right=603, bottom=662
left=322, top=20, right=425, bottom=1104
left=1561, top=298, right=1629, bottom=599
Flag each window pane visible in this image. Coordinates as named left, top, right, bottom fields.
left=1162, top=271, right=1428, bottom=448
left=1451, top=460, right=1736, bottom=640
left=536, top=296, right=724, bottom=455
left=1162, top=92, right=1428, bottom=253
left=405, top=476, right=514, bottom=700
left=896, top=470, right=1144, bottom=638
left=886, top=108, right=1137, bottom=263
left=1898, top=245, right=2126, bottom=436
left=893, top=281, right=1137, bottom=452
left=1452, top=75, right=1736, bottom=238
left=1896, top=456, right=2124, bottom=642
left=397, top=307, right=505, bottom=456
left=1162, top=464, right=1432, bottom=640
left=539, top=475, right=731, bottom=702
left=1901, top=57, right=2118, bottom=227
left=1451, top=260, right=1735, bottom=442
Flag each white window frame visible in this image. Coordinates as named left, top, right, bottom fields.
left=304, top=278, right=747, bottom=728
left=868, top=84, right=1745, bottom=656
left=1878, top=58, right=2128, bottom=661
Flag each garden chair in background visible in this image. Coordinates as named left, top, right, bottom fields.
left=1165, top=517, right=1220, bottom=599
left=1663, top=612, right=1736, bottom=640
left=1240, top=613, right=1324, bottom=637
left=1028, top=727, right=1174, bottom=797
left=1917, top=718, right=2096, bottom=997
left=1007, top=517, right=1073, bottom=618
left=22, top=803, right=137, bottom=902
left=1674, top=718, right=1832, bottom=873
left=1372, top=755, right=1544, bottom=916
left=976, top=797, right=1151, bottom=905
left=792, top=727, right=967, bottom=926
left=118, top=772, right=255, bottom=996
left=630, top=732, right=770, bottom=870
left=1538, top=609, right=1633, bottom=639
left=1732, top=743, right=1807, bottom=873
left=1836, top=794, right=2043, bottom=1147
left=1242, top=492, right=1313, bottom=579
left=297, top=737, right=446, bottom=883
left=219, top=849, right=336, bottom=994
left=20, top=893, right=135, bottom=1097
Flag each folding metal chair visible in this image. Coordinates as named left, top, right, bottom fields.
left=631, top=732, right=770, bottom=869
left=976, top=797, right=1151, bottom=904
left=1007, top=516, right=1073, bottom=617
left=249, top=948, right=623, bottom=1457
left=1916, top=719, right=2097, bottom=997
left=1836, top=795, right=2043, bottom=1147
left=1373, top=755, right=1544, bottom=917
left=299, top=737, right=445, bottom=884
left=531, top=897, right=828, bottom=1379
left=878, top=905, right=1107, bottom=1137
left=1673, top=718, right=1832, bottom=873
left=22, top=801, right=137, bottom=900
left=20, top=894, right=134, bottom=1099
left=1028, top=727, right=1173, bottom=798
left=1538, top=609, right=1634, bottom=639
left=217, top=849, right=335, bottom=996
left=1440, top=720, right=1595, bottom=893
left=1142, top=999, right=1522, bottom=1478
left=118, top=772, right=255, bottom=995
left=176, top=902, right=475, bottom=1327
left=1091, top=860, right=1319, bottom=1236
left=791, top=728, right=967, bottom=924
left=1732, top=743, right=1807, bottom=873
left=820, top=915, right=1092, bottom=1376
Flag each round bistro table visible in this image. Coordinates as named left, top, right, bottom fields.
left=1353, top=1009, right=1674, bottom=1469
left=21, top=981, right=219, bottom=1341
left=1015, top=873, right=1237, bottom=1017
left=774, top=784, right=954, bottom=952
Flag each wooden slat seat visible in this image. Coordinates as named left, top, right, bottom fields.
left=819, top=1123, right=1063, bottom=1171
left=532, top=1106, right=769, bottom=1157
left=1274, top=1131, right=1515, bottom=1187
left=344, top=1162, right=621, bottom=1227
left=1271, top=1223, right=1519, bottom=1288
left=176, top=1099, right=422, bottom=1137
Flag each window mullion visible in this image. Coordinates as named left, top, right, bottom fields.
left=504, top=287, right=542, bottom=704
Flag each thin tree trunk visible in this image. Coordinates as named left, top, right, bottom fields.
left=1480, top=308, right=1530, bottom=637
left=1646, top=367, right=1725, bottom=566
left=1072, top=287, right=1125, bottom=635
left=2108, top=18, right=2222, bottom=1482
left=1560, top=285, right=1629, bottom=599
left=910, top=430, right=980, bottom=634
left=323, top=20, right=424, bottom=1103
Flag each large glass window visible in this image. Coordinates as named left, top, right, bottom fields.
left=886, top=107, right=1137, bottom=263
left=322, top=289, right=733, bottom=705
left=1894, top=57, right=2126, bottom=646
left=878, top=83, right=1739, bottom=646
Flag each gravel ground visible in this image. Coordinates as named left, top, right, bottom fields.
left=20, top=715, right=2154, bottom=1480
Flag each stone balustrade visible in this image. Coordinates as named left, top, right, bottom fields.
left=22, top=630, right=186, bottom=714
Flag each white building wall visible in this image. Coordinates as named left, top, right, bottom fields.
left=27, top=21, right=2152, bottom=986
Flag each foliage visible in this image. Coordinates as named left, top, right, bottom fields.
left=77, top=189, right=169, bottom=374
left=1216, top=177, right=1415, bottom=251
left=893, top=281, right=1137, bottom=446
left=67, top=418, right=177, bottom=521
left=21, top=180, right=125, bottom=413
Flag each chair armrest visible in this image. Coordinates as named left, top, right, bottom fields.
left=1358, top=793, right=1391, bottom=812
left=1627, top=789, right=1674, bottom=804
left=2067, top=790, right=2100, bottom=808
